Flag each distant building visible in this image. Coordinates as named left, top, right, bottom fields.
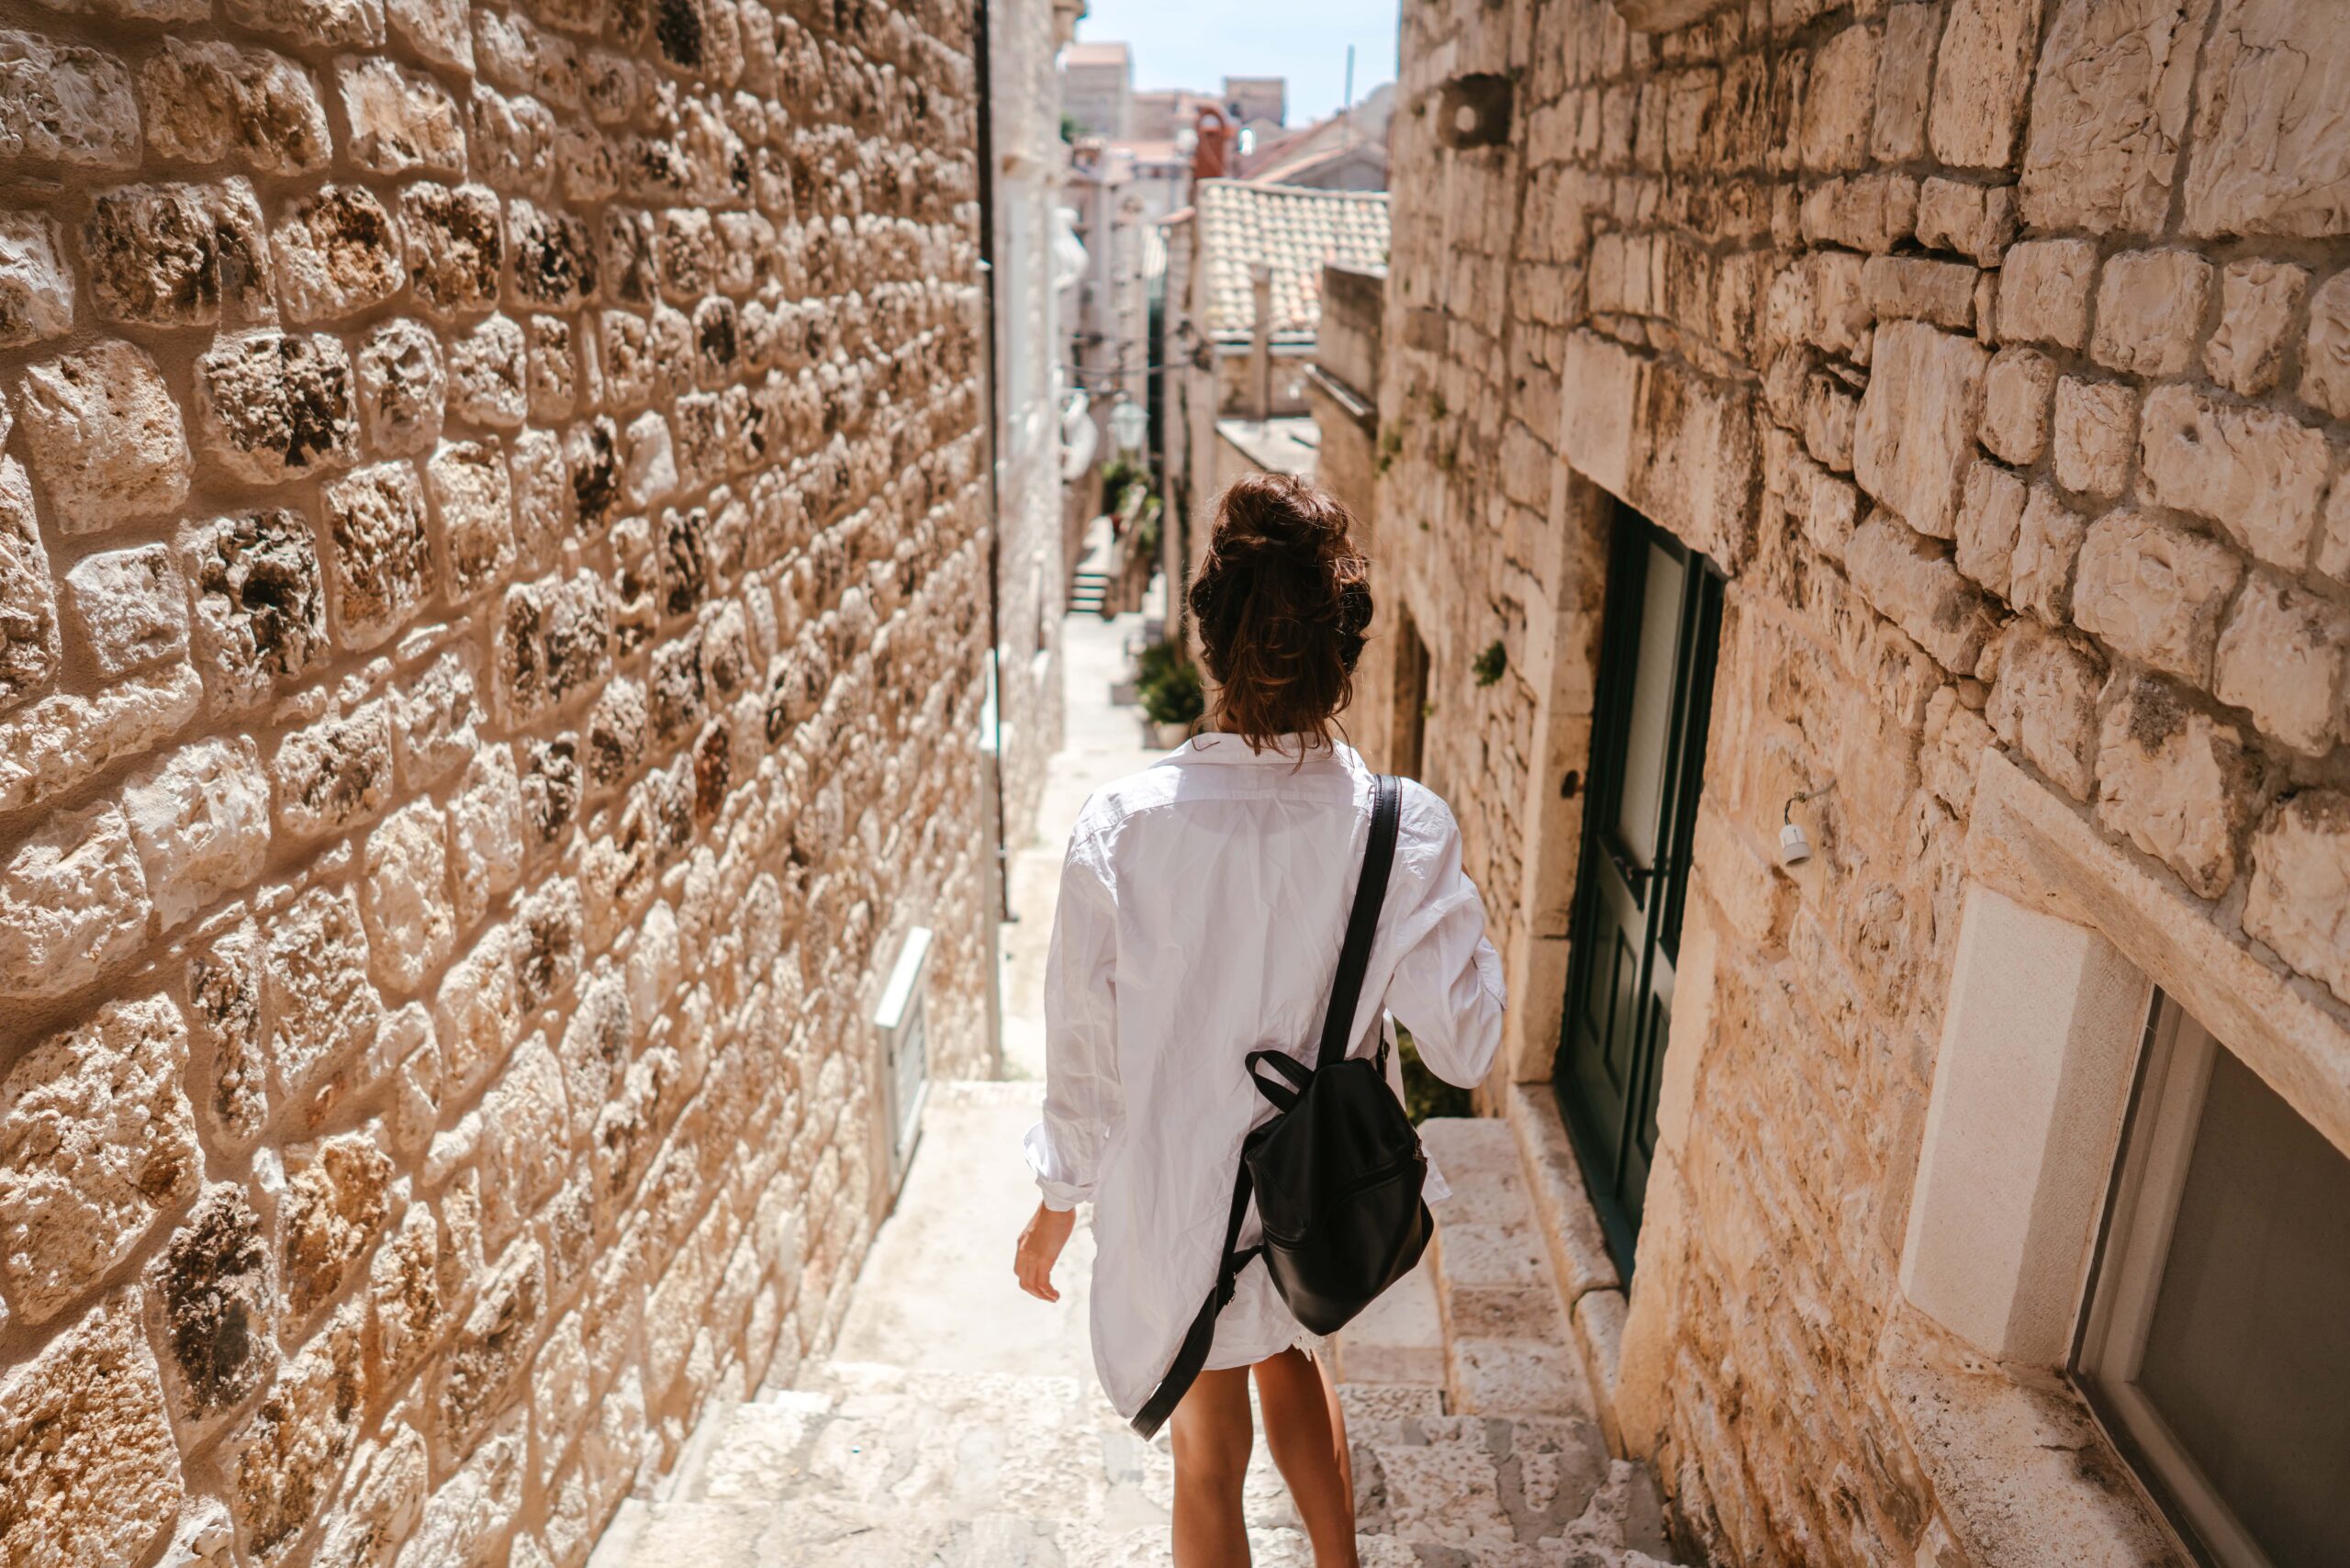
left=1222, top=74, right=1286, bottom=129
left=1059, top=39, right=1131, bottom=139
left=1161, top=180, right=1389, bottom=637
left=1063, top=138, right=1150, bottom=567
left=1237, top=82, right=1395, bottom=193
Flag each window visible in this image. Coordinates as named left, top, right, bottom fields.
left=2076, top=994, right=2350, bottom=1568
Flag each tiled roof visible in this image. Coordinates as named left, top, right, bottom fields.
left=1193, top=180, right=1390, bottom=341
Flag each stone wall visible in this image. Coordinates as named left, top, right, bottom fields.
left=0, top=1, right=991, bottom=1563
left=1360, top=0, right=2350, bottom=1562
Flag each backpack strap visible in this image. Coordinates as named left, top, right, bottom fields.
left=1130, top=1158, right=1259, bottom=1439
left=1315, top=774, right=1402, bottom=1072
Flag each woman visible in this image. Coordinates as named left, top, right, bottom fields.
left=1013, top=474, right=1506, bottom=1566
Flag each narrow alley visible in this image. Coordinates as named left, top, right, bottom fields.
left=586, top=606, right=1681, bottom=1566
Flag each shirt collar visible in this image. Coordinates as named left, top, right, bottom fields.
left=1170, top=732, right=1363, bottom=767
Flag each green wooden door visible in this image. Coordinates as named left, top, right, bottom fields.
left=1555, top=508, right=1722, bottom=1277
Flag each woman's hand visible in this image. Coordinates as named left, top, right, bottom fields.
left=1014, top=1201, right=1077, bottom=1302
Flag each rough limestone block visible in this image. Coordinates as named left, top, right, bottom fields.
left=519, top=734, right=579, bottom=847
left=0, top=801, right=152, bottom=1002
left=196, top=330, right=360, bottom=486
left=387, top=0, right=474, bottom=71
left=0, top=213, right=72, bottom=345
left=1954, top=459, right=2026, bottom=597
left=447, top=313, right=529, bottom=427
left=0, top=457, right=59, bottom=711
left=62, top=544, right=188, bottom=679
left=2213, top=570, right=2349, bottom=757
left=1854, top=320, right=1987, bottom=539
left=2302, top=270, right=2350, bottom=421
left=337, top=54, right=464, bottom=174
left=624, top=409, right=678, bottom=508
left=0, top=31, right=141, bottom=170
left=2051, top=377, right=2135, bottom=500
left=2071, top=509, right=2243, bottom=684
left=2137, top=383, right=2330, bottom=569
left=224, top=0, right=383, bottom=47
left=0, top=667, right=204, bottom=817
left=315, top=1425, right=427, bottom=1564
left=480, top=1045, right=567, bottom=1235
left=1926, top=0, right=2038, bottom=170
left=447, top=742, right=524, bottom=928
left=1863, top=255, right=1977, bottom=330
left=1914, top=178, right=2016, bottom=267
left=0, top=1292, right=185, bottom=1566
left=265, top=884, right=382, bottom=1098
left=2324, top=474, right=2350, bottom=588
left=272, top=184, right=406, bottom=322
left=149, top=1183, right=279, bottom=1420
left=525, top=315, right=577, bottom=421
left=2206, top=259, right=2307, bottom=397
left=400, top=181, right=503, bottom=319
left=2244, top=792, right=2350, bottom=1003
left=324, top=461, right=432, bottom=651
left=586, top=675, right=646, bottom=789
left=272, top=697, right=394, bottom=843
left=2097, top=676, right=2259, bottom=903
left=180, top=510, right=328, bottom=711
left=0, top=995, right=196, bottom=1320
left=1844, top=515, right=1996, bottom=675
left=508, top=427, right=574, bottom=567
left=469, top=81, right=556, bottom=196
left=1799, top=173, right=1919, bottom=252
left=229, top=1305, right=367, bottom=1562
left=362, top=798, right=454, bottom=993
left=1801, top=22, right=1877, bottom=174
left=83, top=180, right=274, bottom=328
left=393, top=649, right=478, bottom=788
left=2020, top=0, right=2200, bottom=236
left=2009, top=486, right=2086, bottom=623
left=17, top=340, right=193, bottom=532
left=1870, top=2, right=1940, bottom=162
left=354, top=317, right=445, bottom=456
left=509, top=197, right=598, bottom=309
left=1996, top=239, right=2096, bottom=349
left=427, top=437, right=517, bottom=599
left=1987, top=620, right=2104, bottom=801
left=2091, top=251, right=2211, bottom=377
left=119, top=736, right=270, bottom=931
left=186, top=918, right=266, bottom=1152
left=280, top=1130, right=392, bottom=1318
left=2182, top=0, right=2350, bottom=239
left=139, top=39, right=330, bottom=174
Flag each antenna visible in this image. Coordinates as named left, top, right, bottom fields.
left=1341, top=43, right=1355, bottom=162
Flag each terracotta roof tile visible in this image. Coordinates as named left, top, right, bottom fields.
left=1193, top=180, right=1390, bottom=341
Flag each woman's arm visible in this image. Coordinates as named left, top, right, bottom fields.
left=1022, top=829, right=1122, bottom=1210
left=1382, top=790, right=1507, bottom=1087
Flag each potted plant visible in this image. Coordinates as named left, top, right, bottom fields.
left=1134, top=640, right=1203, bottom=748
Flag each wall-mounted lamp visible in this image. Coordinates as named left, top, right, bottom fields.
left=1779, top=780, right=1837, bottom=866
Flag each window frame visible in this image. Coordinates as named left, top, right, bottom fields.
left=2071, top=994, right=2322, bottom=1568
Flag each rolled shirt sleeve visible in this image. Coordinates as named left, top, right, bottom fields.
left=1382, top=788, right=1507, bottom=1088
left=1024, top=828, right=1122, bottom=1211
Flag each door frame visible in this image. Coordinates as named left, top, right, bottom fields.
left=1553, top=503, right=1724, bottom=1276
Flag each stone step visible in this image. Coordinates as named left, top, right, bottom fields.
left=1329, top=1250, right=1446, bottom=1387
left=1419, top=1117, right=1594, bottom=1422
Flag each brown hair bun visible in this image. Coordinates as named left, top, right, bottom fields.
left=1186, top=473, right=1372, bottom=752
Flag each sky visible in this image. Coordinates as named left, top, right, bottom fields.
left=1070, top=0, right=1402, bottom=126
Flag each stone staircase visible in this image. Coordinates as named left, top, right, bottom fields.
left=588, top=1112, right=1681, bottom=1567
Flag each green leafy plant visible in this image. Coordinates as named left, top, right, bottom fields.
left=1136, top=648, right=1203, bottom=727
left=1129, top=498, right=1162, bottom=563
left=1472, top=640, right=1507, bottom=687
left=1396, top=1024, right=1472, bottom=1124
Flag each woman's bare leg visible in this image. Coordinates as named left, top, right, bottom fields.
left=1253, top=1348, right=1359, bottom=1567
left=1170, top=1365, right=1256, bottom=1567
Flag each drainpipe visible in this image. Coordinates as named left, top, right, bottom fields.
left=1248, top=263, right=1273, bottom=421
left=973, top=0, right=1012, bottom=931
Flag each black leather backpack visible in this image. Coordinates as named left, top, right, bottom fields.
left=1132, top=773, right=1433, bottom=1438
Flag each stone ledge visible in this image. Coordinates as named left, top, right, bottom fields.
left=1877, top=1303, right=2188, bottom=1568
left=1505, top=1082, right=1629, bottom=1450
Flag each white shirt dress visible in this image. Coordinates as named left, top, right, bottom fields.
left=1024, top=734, right=1508, bottom=1418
